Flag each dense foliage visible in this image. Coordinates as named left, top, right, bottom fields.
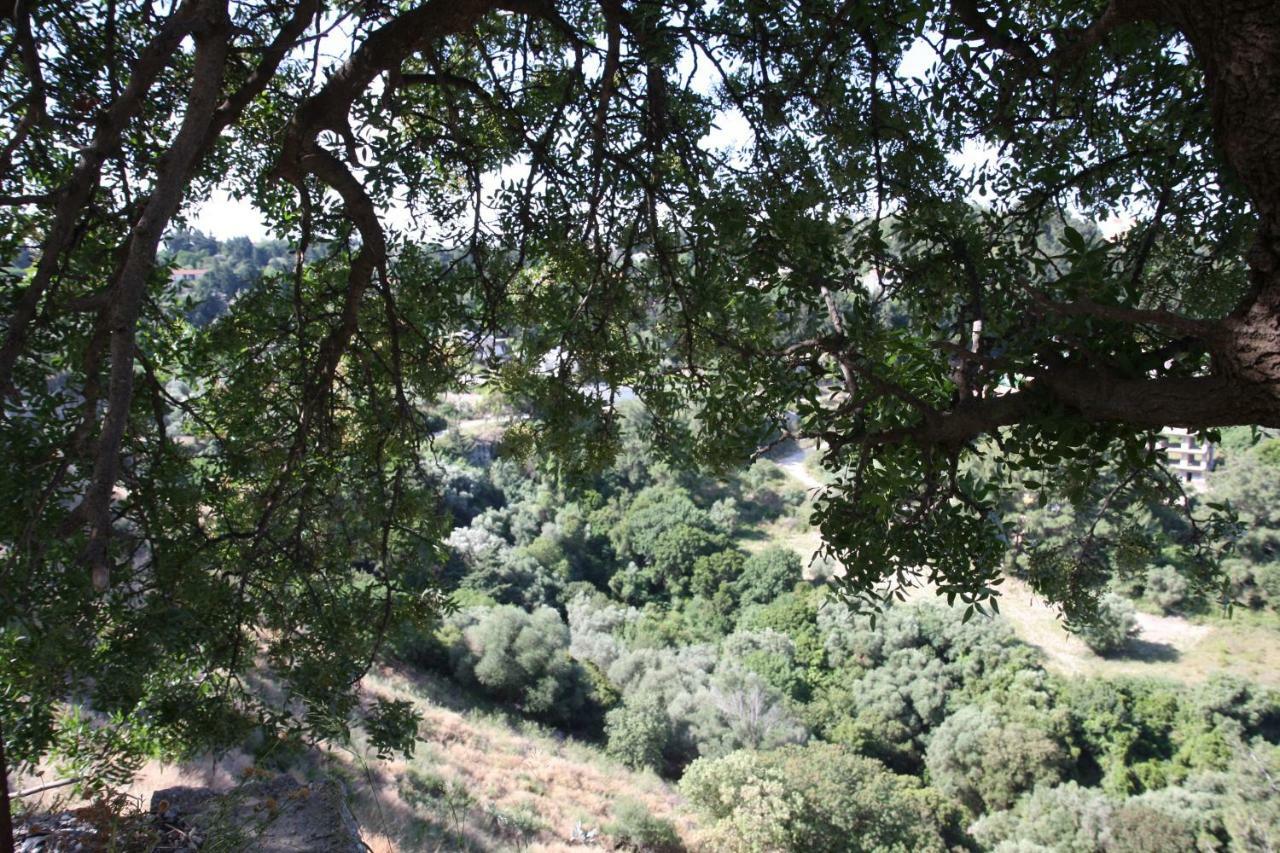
left=1072, top=594, right=1139, bottom=655
left=4, top=1, right=1280, bottom=841
left=445, top=605, right=589, bottom=724
left=381, top=408, right=1279, bottom=850
left=681, top=744, right=962, bottom=853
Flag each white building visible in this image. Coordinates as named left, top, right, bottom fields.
left=1158, top=427, right=1216, bottom=490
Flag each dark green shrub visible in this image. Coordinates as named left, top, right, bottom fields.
left=690, top=549, right=745, bottom=601
left=735, top=546, right=803, bottom=607
left=738, top=587, right=827, bottom=676
left=447, top=605, right=587, bottom=722
left=1227, top=559, right=1280, bottom=611
left=386, top=617, right=452, bottom=671
left=681, top=743, right=959, bottom=853
left=605, top=799, right=682, bottom=852
left=722, top=629, right=806, bottom=700
left=622, top=598, right=732, bottom=648
left=610, top=486, right=717, bottom=563
left=606, top=694, right=671, bottom=772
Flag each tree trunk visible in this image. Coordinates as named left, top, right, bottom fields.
left=1, top=713, right=14, bottom=853
left=1177, top=1, right=1280, bottom=409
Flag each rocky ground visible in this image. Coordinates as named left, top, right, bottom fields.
left=11, top=775, right=364, bottom=852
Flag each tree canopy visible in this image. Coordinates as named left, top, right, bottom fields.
left=2, top=0, right=1279, bottom=790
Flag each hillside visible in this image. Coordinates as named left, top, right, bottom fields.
left=352, top=667, right=698, bottom=852
left=771, top=439, right=1280, bottom=689
left=12, top=665, right=699, bottom=852
left=8, top=399, right=1280, bottom=853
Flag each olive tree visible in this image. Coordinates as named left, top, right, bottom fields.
left=448, top=605, right=587, bottom=722
left=925, top=705, right=1070, bottom=816
left=604, top=693, right=670, bottom=773
left=681, top=743, right=960, bottom=853
left=1074, top=593, right=1140, bottom=655
left=735, top=546, right=803, bottom=608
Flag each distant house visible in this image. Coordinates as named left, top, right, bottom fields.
left=171, top=268, right=207, bottom=283
left=1158, top=427, right=1216, bottom=490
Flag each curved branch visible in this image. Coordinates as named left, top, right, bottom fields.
left=872, top=366, right=1277, bottom=453
left=295, top=147, right=384, bottom=423
left=277, top=0, right=500, bottom=177
left=1048, top=0, right=1174, bottom=67
left=952, top=0, right=1173, bottom=70
left=69, top=0, right=233, bottom=590
left=202, top=0, right=321, bottom=154
left=272, top=0, right=527, bottom=430
left=949, top=0, right=1039, bottom=65
left=0, top=0, right=48, bottom=181
left=0, top=0, right=208, bottom=394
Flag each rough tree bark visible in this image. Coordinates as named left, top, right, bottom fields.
left=885, top=0, right=1280, bottom=451
left=1095, top=1, right=1280, bottom=425
left=1181, top=1, right=1280, bottom=399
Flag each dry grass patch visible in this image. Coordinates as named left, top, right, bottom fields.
left=903, top=576, right=1280, bottom=687
left=350, top=666, right=699, bottom=851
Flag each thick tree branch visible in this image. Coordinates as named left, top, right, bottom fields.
left=949, top=0, right=1039, bottom=65
left=202, top=0, right=320, bottom=154
left=295, top=147, right=384, bottom=425
left=952, top=0, right=1173, bottom=70
left=68, top=0, right=233, bottom=590
left=0, top=0, right=207, bottom=394
left=396, top=71, right=495, bottom=104
left=1172, top=2, right=1280, bottom=394
left=871, top=366, right=1277, bottom=453
left=272, top=0, right=588, bottom=437
left=0, top=0, right=47, bottom=182
left=277, top=0, right=500, bottom=175
left=1048, top=0, right=1174, bottom=67
left=1029, top=291, right=1220, bottom=338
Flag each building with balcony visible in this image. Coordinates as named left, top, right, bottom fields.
left=1158, top=427, right=1216, bottom=490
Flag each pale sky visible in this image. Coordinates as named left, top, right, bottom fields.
left=188, top=190, right=271, bottom=241
left=186, top=34, right=1137, bottom=244
left=187, top=32, right=920, bottom=242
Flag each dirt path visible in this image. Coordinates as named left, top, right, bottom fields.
left=962, top=578, right=1215, bottom=679
left=776, top=443, right=1280, bottom=686
left=773, top=441, right=824, bottom=492
left=899, top=574, right=1277, bottom=685
left=1133, top=609, right=1212, bottom=648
